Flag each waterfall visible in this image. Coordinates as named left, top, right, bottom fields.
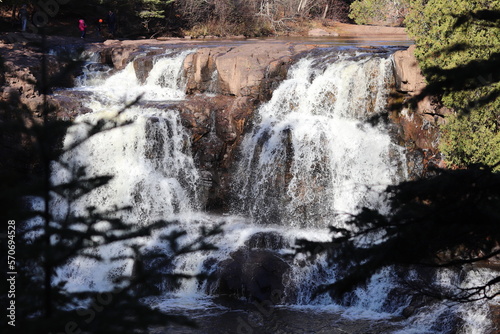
left=52, top=108, right=200, bottom=221
left=232, top=53, right=406, bottom=228
left=45, top=46, right=496, bottom=333
left=51, top=49, right=201, bottom=290
left=53, top=48, right=200, bottom=222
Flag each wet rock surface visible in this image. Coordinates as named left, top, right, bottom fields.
left=50, top=90, right=94, bottom=119
left=216, top=248, right=291, bottom=302
left=391, top=45, right=451, bottom=174
left=176, top=94, right=255, bottom=209
left=245, top=231, right=290, bottom=250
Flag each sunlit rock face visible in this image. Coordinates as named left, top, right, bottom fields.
left=183, top=43, right=314, bottom=98
left=392, top=44, right=450, bottom=173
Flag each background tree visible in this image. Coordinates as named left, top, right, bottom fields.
left=95, top=0, right=178, bottom=37
left=0, top=0, right=360, bottom=38
left=173, top=0, right=355, bottom=36
left=325, top=0, right=355, bottom=22
left=135, top=0, right=174, bottom=34
left=349, top=0, right=409, bottom=26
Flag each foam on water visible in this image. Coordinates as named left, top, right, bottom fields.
left=74, top=49, right=193, bottom=103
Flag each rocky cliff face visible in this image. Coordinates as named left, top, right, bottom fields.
left=0, top=33, right=84, bottom=182
left=0, top=36, right=444, bottom=206
left=179, top=43, right=316, bottom=207
left=392, top=44, right=450, bottom=175
left=183, top=43, right=314, bottom=99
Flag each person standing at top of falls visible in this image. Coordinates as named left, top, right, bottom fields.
left=18, top=4, right=28, bottom=32
left=107, top=10, right=116, bottom=37
left=79, top=19, right=87, bottom=39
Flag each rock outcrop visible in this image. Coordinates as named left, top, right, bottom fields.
left=183, top=43, right=313, bottom=99
left=393, top=45, right=426, bottom=95
left=392, top=44, right=450, bottom=173
left=176, top=94, right=256, bottom=208
left=177, top=43, right=317, bottom=208
left=216, top=248, right=291, bottom=302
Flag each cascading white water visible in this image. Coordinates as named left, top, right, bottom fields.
left=52, top=108, right=200, bottom=222
left=228, top=50, right=497, bottom=333
left=227, top=50, right=413, bottom=321
left=75, top=49, right=192, bottom=103
left=51, top=49, right=201, bottom=291
left=53, top=48, right=200, bottom=222
left=232, top=53, right=406, bottom=228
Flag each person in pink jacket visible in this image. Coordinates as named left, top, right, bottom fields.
left=79, top=19, right=87, bottom=39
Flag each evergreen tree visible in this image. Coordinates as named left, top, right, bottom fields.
left=405, top=0, right=500, bottom=170
left=349, top=0, right=409, bottom=26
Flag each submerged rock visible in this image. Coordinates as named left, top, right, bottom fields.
left=216, top=248, right=290, bottom=302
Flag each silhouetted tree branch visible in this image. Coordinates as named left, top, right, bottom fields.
left=296, top=164, right=500, bottom=302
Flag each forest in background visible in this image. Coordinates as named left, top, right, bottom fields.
left=0, top=0, right=412, bottom=38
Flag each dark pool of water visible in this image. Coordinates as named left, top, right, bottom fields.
left=150, top=299, right=406, bottom=334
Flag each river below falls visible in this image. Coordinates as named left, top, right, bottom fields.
left=152, top=301, right=406, bottom=334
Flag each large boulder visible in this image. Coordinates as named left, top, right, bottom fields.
left=184, top=43, right=313, bottom=99
left=100, top=41, right=140, bottom=70
left=216, top=248, right=291, bottom=302
left=214, top=43, right=311, bottom=98
left=184, top=47, right=220, bottom=94
left=393, top=45, right=426, bottom=95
